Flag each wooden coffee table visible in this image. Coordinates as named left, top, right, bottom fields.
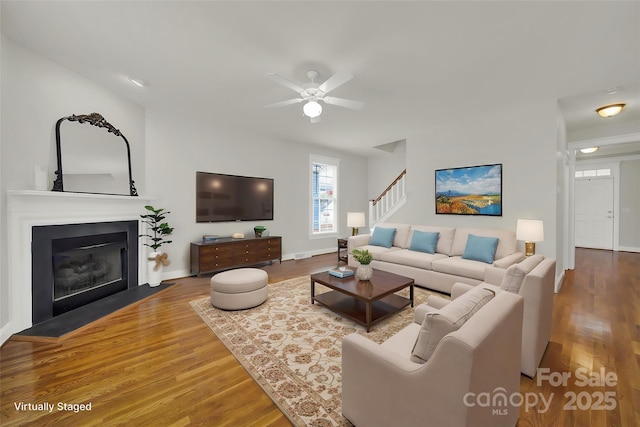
left=310, top=269, right=414, bottom=332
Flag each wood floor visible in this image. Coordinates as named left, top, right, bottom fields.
left=1, top=248, right=638, bottom=426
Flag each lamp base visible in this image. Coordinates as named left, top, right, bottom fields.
left=524, top=241, right=536, bottom=257
left=351, top=228, right=359, bottom=236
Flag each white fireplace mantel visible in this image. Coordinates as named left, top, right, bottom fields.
left=5, top=190, right=155, bottom=338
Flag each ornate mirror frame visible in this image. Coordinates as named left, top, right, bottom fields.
left=52, top=113, right=138, bottom=196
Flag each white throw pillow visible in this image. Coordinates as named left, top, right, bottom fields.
left=411, top=287, right=495, bottom=363
left=500, top=254, right=544, bottom=294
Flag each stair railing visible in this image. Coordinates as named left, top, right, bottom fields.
left=368, top=169, right=407, bottom=227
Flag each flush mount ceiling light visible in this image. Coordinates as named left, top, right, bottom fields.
left=596, top=103, right=625, bottom=118
left=580, top=147, right=599, bottom=154
left=128, top=77, right=150, bottom=88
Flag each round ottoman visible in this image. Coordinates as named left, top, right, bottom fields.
left=210, top=268, right=268, bottom=310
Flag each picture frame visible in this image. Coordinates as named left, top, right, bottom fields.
left=435, top=163, right=502, bottom=216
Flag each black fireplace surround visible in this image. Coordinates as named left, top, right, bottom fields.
left=32, top=221, right=138, bottom=324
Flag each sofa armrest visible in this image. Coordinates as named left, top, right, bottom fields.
left=450, top=282, right=475, bottom=299
left=493, top=251, right=525, bottom=269
left=342, top=333, right=422, bottom=373
left=426, top=295, right=450, bottom=310
left=347, top=234, right=371, bottom=251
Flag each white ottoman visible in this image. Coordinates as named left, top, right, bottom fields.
left=210, top=268, right=268, bottom=310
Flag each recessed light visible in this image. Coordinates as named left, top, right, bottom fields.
left=128, top=77, right=149, bottom=88
left=596, top=103, right=625, bottom=118
left=580, top=147, right=599, bottom=154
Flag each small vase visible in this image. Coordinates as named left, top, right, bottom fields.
left=356, top=264, right=373, bottom=281
left=147, top=251, right=163, bottom=287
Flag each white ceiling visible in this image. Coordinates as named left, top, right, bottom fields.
left=2, top=1, right=639, bottom=156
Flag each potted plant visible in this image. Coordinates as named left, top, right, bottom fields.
left=351, top=248, right=373, bottom=281
left=140, top=205, right=174, bottom=287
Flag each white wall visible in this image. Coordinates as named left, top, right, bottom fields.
left=367, top=140, right=406, bottom=200
left=0, top=14, right=5, bottom=330
left=387, top=98, right=559, bottom=261
left=145, top=107, right=369, bottom=278
left=555, top=104, right=567, bottom=284
left=619, top=159, right=640, bottom=250
left=1, top=39, right=146, bottom=193
left=0, top=39, right=146, bottom=335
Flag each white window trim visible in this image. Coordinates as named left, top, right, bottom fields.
left=309, top=154, right=340, bottom=238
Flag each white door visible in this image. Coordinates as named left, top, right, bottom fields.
left=575, top=177, right=614, bottom=249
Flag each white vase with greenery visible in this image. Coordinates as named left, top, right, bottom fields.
left=351, top=248, right=373, bottom=281
left=140, top=205, right=174, bottom=287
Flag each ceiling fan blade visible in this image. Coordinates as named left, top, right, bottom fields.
left=318, top=71, right=354, bottom=94
left=266, top=73, right=305, bottom=93
left=265, top=98, right=304, bottom=108
left=323, top=96, right=364, bottom=111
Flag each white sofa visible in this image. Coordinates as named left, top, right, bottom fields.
left=342, top=289, right=524, bottom=427
left=424, top=255, right=556, bottom=377
left=348, top=223, right=524, bottom=293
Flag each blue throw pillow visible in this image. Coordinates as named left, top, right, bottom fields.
left=409, top=230, right=440, bottom=254
left=370, top=227, right=397, bottom=248
left=462, top=234, right=499, bottom=264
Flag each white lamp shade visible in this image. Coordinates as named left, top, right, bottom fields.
left=347, top=212, right=366, bottom=228
left=516, top=219, right=544, bottom=242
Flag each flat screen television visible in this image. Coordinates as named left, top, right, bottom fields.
left=196, top=172, right=274, bottom=222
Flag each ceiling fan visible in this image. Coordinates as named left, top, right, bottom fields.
left=265, top=70, right=364, bottom=123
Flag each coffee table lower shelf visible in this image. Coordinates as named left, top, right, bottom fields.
left=314, top=290, right=411, bottom=331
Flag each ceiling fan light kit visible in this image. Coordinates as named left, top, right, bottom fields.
left=303, top=99, right=322, bottom=118
left=265, top=69, right=364, bottom=122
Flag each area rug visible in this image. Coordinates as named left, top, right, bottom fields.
left=189, top=275, right=441, bottom=426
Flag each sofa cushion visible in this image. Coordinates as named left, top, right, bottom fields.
left=370, top=227, right=397, bottom=248
left=408, top=230, right=439, bottom=254
left=500, top=254, right=544, bottom=293
left=431, top=256, right=487, bottom=280
left=379, top=249, right=448, bottom=270
left=411, top=287, right=495, bottom=363
left=462, top=234, right=499, bottom=264
left=410, top=225, right=455, bottom=255
left=375, top=223, right=412, bottom=248
left=451, top=227, right=516, bottom=260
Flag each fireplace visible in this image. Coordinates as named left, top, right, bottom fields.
left=31, top=221, right=138, bottom=324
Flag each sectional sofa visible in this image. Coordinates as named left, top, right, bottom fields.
left=348, top=222, right=525, bottom=293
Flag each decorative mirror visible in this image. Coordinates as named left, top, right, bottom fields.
left=52, top=113, right=138, bottom=196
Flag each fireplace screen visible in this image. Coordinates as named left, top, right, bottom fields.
left=53, top=242, right=125, bottom=301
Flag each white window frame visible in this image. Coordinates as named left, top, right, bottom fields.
left=310, top=154, right=340, bottom=238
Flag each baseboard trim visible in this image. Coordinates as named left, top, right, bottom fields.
left=555, top=270, right=566, bottom=293
left=282, top=247, right=336, bottom=262
left=616, top=246, right=640, bottom=253
left=1, top=322, right=15, bottom=347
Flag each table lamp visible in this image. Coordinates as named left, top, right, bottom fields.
left=347, top=212, right=366, bottom=236
left=516, top=219, right=544, bottom=256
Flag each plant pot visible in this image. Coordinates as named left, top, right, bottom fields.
left=147, top=251, right=164, bottom=287
left=356, top=264, right=373, bottom=281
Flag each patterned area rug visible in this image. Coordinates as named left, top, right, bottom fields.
left=189, top=275, right=440, bottom=426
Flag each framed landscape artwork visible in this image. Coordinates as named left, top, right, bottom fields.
left=435, top=163, right=502, bottom=216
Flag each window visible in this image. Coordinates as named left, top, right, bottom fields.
left=310, top=155, right=339, bottom=235
left=575, top=168, right=611, bottom=178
